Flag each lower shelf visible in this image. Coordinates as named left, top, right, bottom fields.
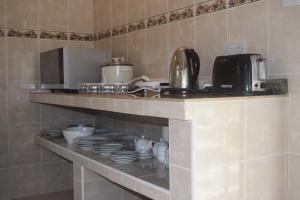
left=34, top=136, right=170, bottom=200
left=13, top=190, right=73, bottom=200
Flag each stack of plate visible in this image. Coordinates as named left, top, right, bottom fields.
left=111, top=151, right=138, bottom=164
left=74, top=136, right=109, bottom=150
left=138, top=150, right=153, bottom=160
left=93, top=142, right=124, bottom=157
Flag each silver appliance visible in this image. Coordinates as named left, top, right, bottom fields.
left=40, top=48, right=111, bottom=90
left=169, top=47, right=200, bottom=91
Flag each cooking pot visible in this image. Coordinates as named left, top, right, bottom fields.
left=101, top=57, right=133, bottom=83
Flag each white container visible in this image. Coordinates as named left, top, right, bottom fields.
left=63, top=127, right=95, bottom=144
left=101, top=58, right=133, bottom=83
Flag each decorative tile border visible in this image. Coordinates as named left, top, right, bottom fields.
left=196, top=0, right=227, bottom=16
left=0, top=29, right=5, bottom=37
left=128, top=20, right=146, bottom=33
left=98, top=30, right=111, bottom=40
left=112, top=25, right=127, bottom=37
left=40, top=31, right=68, bottom=40
left=69, top=32, right=96, bottom=41
left=169, top=6, right=194, bottom=23
left=7, top=29, right=38, bottom=39
left=0, top=0, right=261, bottom=41
left=228, top=0, right=260, bottom=7
left=147, top=14, right=168, bottom=28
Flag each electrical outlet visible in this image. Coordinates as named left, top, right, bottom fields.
left=223, top=40, right=247, bottom=55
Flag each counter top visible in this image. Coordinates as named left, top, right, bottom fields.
left=34, top=135, right=169, bottom=200
left=29, top=92, right=286, bottom=120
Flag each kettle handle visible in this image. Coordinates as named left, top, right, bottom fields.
left=185, top=49, right=200, bottom=90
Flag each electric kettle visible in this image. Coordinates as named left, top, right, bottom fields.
left=169, top=47, right=200, bottom=91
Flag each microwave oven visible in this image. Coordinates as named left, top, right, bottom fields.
left=40, top=47, right=111, bottom=90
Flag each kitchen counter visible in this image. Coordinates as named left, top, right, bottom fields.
left=30, top=91, right=288, bottom=200
left=29, top=91, right=285, bottom=120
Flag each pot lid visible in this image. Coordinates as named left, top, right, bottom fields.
left=102, top=57, right=133, bottom=67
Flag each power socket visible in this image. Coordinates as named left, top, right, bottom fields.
left=223, top=40, right=247, bottom=55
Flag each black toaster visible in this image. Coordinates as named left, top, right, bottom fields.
left=212, top=54, right=267, bottom=95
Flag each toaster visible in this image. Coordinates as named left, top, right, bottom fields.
left=212, top=54, right=267, bottom=95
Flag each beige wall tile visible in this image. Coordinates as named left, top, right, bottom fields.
left=0, top=126, right=8, bottom=168
left=169, top=18, right=194, bottom=62
left=40, top=39, right=68, bottom=52
left=246, top=98, right=286, bottom=159
left=196, top=163, right=244, bottom=200
left=39, top=0, right=68, bottom=31
left=7, top=38, right=39, bottom=85
left=269, top=0, right=300, bottom=75
left=127, top=30, right=146, bottom=77
left=288, top=154, right=300, bottom=200
left=112, top=35, right=127, bottom=58
left=10, top=124, right=41, bottom=166
left=146, top=25, right=168, bottom=80
left=8, top=82, right=40, bottom=124
left=168, top=0, right=193, bottom=11
left=190, top=101, right=245, bottom=164
left=42, top=160, right=73, bottom=194
left=94, top=0, right=112, bottom=31
left=69, top=0, right=94, bottom=33
left=6, top=0, right=38, bottom=29
left=84, top=178, right=122, bottom=200
left=122, top=188, right=146, bottom=200
left=0, top=0, right=4, bottom=28
left=127, top=0, right=146, bottom=22
left=170, top=166, right=191, bottom=200
left=69, top=41, right=95, bottom=48
left=287, top=75, right=300, bottom=154
left=228, top=0, right=268, bottom=58
left=246, top=156, right=285, bottom=200
left=40, top=104, right=71, bottom=122
left=146, top=0, right=167, bottom=17
left=195, top=10, right=227, bottom=76
left=97, top=38, right=112, bottom=51
left=42, top=147, right=64, bottom=163
left=11, top=164, right=43, bottom=199
left=0, top=81, right=7, bottom=125
left=0, top=38, right=6, bottom=81
left=169, top=120, right=191, bottom=169
left=0, top=168, right=10, bottom=200
left=112, top=0, right=127, bottom=27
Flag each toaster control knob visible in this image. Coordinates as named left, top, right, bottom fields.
left=254, top=83, right=259, bottom=88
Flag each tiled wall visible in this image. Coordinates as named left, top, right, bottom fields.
left=94, top=0, right=300, bottom=199
left=0, top=0, right=95, bottom=199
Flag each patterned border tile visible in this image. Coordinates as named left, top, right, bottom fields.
left=40, top=31, right=68, bottom=40
left=147, top=14, right=168, bottom=28
left=0, top=0, right=263, bottom=41
left=169, top=6, right=194, bottom=23
left=128, top=20, right=146, bottom=33
left=228, top=0, right=260, bottom=8
left=98, top=30, right=111, bottom=40
left=69, top=32, right=96, bottom=41
left=196, top=0, right=227, bottom=16
left=112, top=25, right=127, bottom=37
left=7, top=29, right=38, bottom=39
left=0, top=29, right=5, bottom=37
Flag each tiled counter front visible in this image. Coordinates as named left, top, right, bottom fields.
left=30, top=92, right=288, bottom=200
left=34, top=136, right=169, bottom=200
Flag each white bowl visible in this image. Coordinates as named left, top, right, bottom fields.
left=63, top=127, right=95, bottom=144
